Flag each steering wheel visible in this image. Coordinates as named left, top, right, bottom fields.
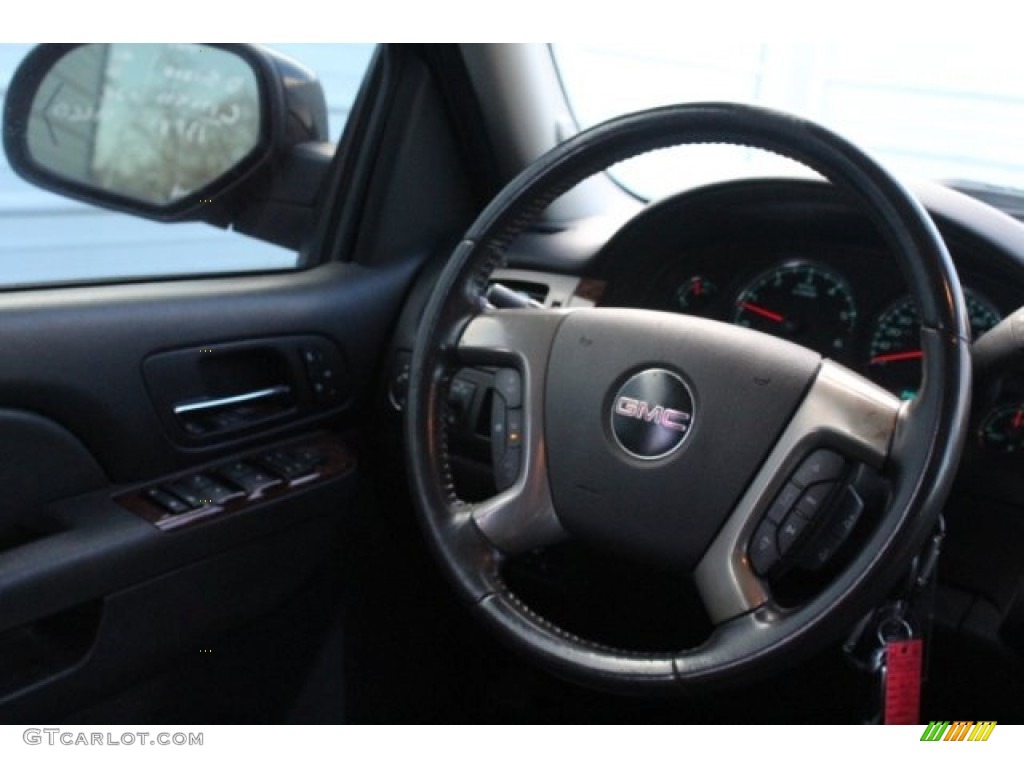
left=406, top=103, right=971, bottom=691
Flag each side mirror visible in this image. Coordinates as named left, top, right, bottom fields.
left=2, top=44, right=329, bottom=223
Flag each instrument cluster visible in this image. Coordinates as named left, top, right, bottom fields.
left=618, top=242, right=1024, bottom=461
left=665, top=257, right=1003, bottom=402
left=588, top=181, right=1024, bottom=471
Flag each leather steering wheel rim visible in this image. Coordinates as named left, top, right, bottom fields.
left=406, top=102, right=971, bottom=691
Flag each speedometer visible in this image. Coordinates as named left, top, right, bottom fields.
left=733, top=262, right=857, bottom=357
left=867, top=290, right=1001, bottom=399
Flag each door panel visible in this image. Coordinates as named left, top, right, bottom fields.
left=0, top=42, right=481, bottom=723
left=0, top=260, right=417, bottom=480
left=0, top=255, right=422, bottom=719
left=0, top=495, right=347, bottom=721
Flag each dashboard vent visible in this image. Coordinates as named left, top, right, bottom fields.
left=487, top=280, right=549, bottom=305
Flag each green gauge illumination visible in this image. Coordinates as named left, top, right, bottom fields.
left=978, top=403, right=1024, bottom=453
left=675, top=276, right=718, bottom=312
left=868, top=290, right=1001, bottom=399
left=733, top=262, right=857, bottom=357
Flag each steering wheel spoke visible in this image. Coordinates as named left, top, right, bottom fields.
left=456, top=309, right=569, bottom=553
left=469, top=482, right=566, bottom=553
left=457, top=307, right=567, bottom=366
left=695, top=361, right=903, bottom=624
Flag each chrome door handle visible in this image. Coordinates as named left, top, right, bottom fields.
left=173, top=385, right=292, bottom=416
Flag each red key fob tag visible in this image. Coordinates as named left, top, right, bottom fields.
left=884, top=637, right=923, bottom=725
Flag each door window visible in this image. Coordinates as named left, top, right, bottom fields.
left=0, top=44, right=375, bottom=288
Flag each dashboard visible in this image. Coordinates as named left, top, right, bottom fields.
left=383, top=176, right=1024, bottom=651
left=584, top=180, right=1024, bottom=468
left=627, top=247, right=1003, bottom=401
left=390, top=179, right=1024, bottom=498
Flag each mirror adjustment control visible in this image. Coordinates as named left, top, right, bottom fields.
left=302, top=346, right=342, bottom=405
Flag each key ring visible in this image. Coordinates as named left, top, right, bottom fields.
left=876, top=616, right=915, bottom=645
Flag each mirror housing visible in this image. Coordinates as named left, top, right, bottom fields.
left=2, top=44, right=329, bottom=227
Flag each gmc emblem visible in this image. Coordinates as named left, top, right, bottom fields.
left=614, top=396, right=691, bottom=432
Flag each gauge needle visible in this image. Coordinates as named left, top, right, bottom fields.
left=870, top=350, right=924, bottom=365
left=1014, top=410, right=1024, bottom=430
left=741, top=302, right=784, bottom=323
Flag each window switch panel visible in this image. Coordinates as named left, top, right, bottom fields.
left=144, top=487, right=193, bottom=515
left=214, top=461, right=284, bottom=496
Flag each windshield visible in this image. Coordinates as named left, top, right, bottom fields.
left=552, top=43, right=1024, bottom=201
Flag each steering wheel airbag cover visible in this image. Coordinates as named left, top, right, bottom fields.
left=546, top=308, right=820, bottom=568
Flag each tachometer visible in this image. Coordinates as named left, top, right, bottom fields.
left=867, top=290, right=1001, bottom=399
left=732, top=262, right=857, bottom=357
